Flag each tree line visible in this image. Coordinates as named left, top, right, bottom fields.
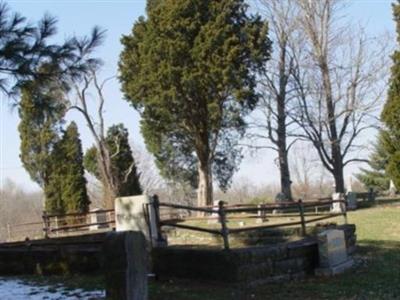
left=2, top=0, right=400, bottom=212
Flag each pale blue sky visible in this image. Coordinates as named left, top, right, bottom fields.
left=0, top=0, right=396, bottom=192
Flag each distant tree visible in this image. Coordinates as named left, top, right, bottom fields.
left=119, top=0, right=271, bottom=206
left=381, top=1, right=400, bottom=190
left=18, top=78, right=66, bottom=189
left=356, top=132, right=391, bottom=192
left=84, top=124, right=142, bottom=198
left=0, top=2, right=104, bottom=97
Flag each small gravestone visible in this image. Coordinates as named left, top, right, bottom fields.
left=103, top=231, right=148, bottom=300
left=207, top=200, right=220, bottom=224
left=389, top=180, right=397, bottom=196
left=315, top=229, right=353, bottom=276
left=367, top=188, right=375, bottom=202
left=89, top=209, right=108, bottom=231
left=346, top=192, right=357, bottom=210
left=256, top=204, right=267, bottom=223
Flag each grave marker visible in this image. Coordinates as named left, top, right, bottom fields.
left=315, top=229, right=353, bottom=276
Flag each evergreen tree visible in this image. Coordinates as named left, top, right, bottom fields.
left=84, top=124, right=142, bottom=197
left=119, top=0, right=271, bottom=206
left=356, top=132, right=391, bottom=191
left=381, top=1, right=400, bottom=190
left=18, top=79, right=66, bottom=188
left=106, top=124, right=142, bottom=197
left=44, top=153, right=64, bottom=214
left=59, top=122, right=90, bottom=213
left=44, top=123, right=90, bottom=214
left=0, top=2, right=104, bottom=97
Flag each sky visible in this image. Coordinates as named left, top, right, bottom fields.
left=0, top=0, right=396, bottom=192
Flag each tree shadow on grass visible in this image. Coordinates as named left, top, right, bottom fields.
left=150, top=240, right=400, bottom=300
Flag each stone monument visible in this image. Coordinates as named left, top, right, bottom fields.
left=345, top=192, right=357, bottom=210
left=89, top=209, right=109, bottom=231
left=115, top=195, right=165, bottom=247
left=389, top=180, right=397, bottom=196
left=315, top=229, right=353, bottom=276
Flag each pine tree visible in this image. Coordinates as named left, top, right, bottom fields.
left=0, top=2, right=104, bottom=97
left=356, top=132, right=391, bottom=191
left=44, top=123, right=90, bottom=214
left=18, top=79, right=66, bottom=189
left=381, top=1, right=400, bottom=190
left=58, top=122, right=90, bottom=213
left=84, top=124, right=142, bottom=197
left=119, top=0, right=271, bottom=206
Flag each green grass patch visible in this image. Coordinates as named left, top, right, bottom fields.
left=151, top=205, right=400, bottom=300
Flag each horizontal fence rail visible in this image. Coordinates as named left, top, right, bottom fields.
left=42, top=209, right=115, bottom=238
left=155, top=197, right=347, bottom=250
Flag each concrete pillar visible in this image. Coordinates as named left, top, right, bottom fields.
left=103, top=231, right=148, bottom=300
left=115, top=195, right=160, bottom=246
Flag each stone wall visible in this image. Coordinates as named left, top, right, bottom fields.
left=153, top=224, right=356, bottom=286
left=0, top=233, right=106, bottom=275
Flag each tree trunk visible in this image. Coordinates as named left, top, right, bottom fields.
left=320, top=59, right=345, bottom=194
left=278, top=147, right=292, bottom=201
left=277, top=91, right=292, bottom=200
left=332, top=157, right=345, bottom=193
left=97, top=144, right=117, bottom=209
left=276, top=37, right=293, bottom=201
left=197, top=161, right=213, bottom=207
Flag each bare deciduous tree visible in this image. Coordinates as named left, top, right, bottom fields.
left=68, top=70, right=137, bottom=208
left=247, top=0, right=304, bottom=201
left=290, top=0, right=391, bottom=193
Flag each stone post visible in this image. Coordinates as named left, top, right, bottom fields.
left=115, top=195, right=166, bottom=247
left=103, top=231, right=148, bottom=300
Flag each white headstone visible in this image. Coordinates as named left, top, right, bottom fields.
left=315, top=229, right=353, bottom=276
left=207, top=200, right=221, bottom=224
left=389, top=180, right=397, bottom=196
left=89, top=209, right=108, bottom=231
left=115, top=195, right=159, bottom=245
left=346, top=176, right=353, bottom=192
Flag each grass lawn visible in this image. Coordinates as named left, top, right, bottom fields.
left=11, top=201, right=400, bottom=299
left=151, top=203, right=400, bottom=300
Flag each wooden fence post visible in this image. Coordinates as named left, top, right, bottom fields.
left=218, top=201, right=230, bottom=250
left=42, top=211, right=50, bottom=238
left=298, top=199, right=306, bottom=236
left=152, top=194, right=164, bottom=243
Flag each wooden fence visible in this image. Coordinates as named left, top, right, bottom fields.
left=42, top=209, right=115, bottom=238
left=155, top=198, right=347, bottom=250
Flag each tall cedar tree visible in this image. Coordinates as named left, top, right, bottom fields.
left=84, top=124, right=142, bottom=197
left=18, top=79, right=66, bottom=189
left=356, top=131, right=391, bottom=191
left=0, top=2, right=104, bottom=97
left=119, top=0, right=271, bottom=206
left=45, top=122, right=89, bottom=214
left=382, top=1, right=400, bottom=190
